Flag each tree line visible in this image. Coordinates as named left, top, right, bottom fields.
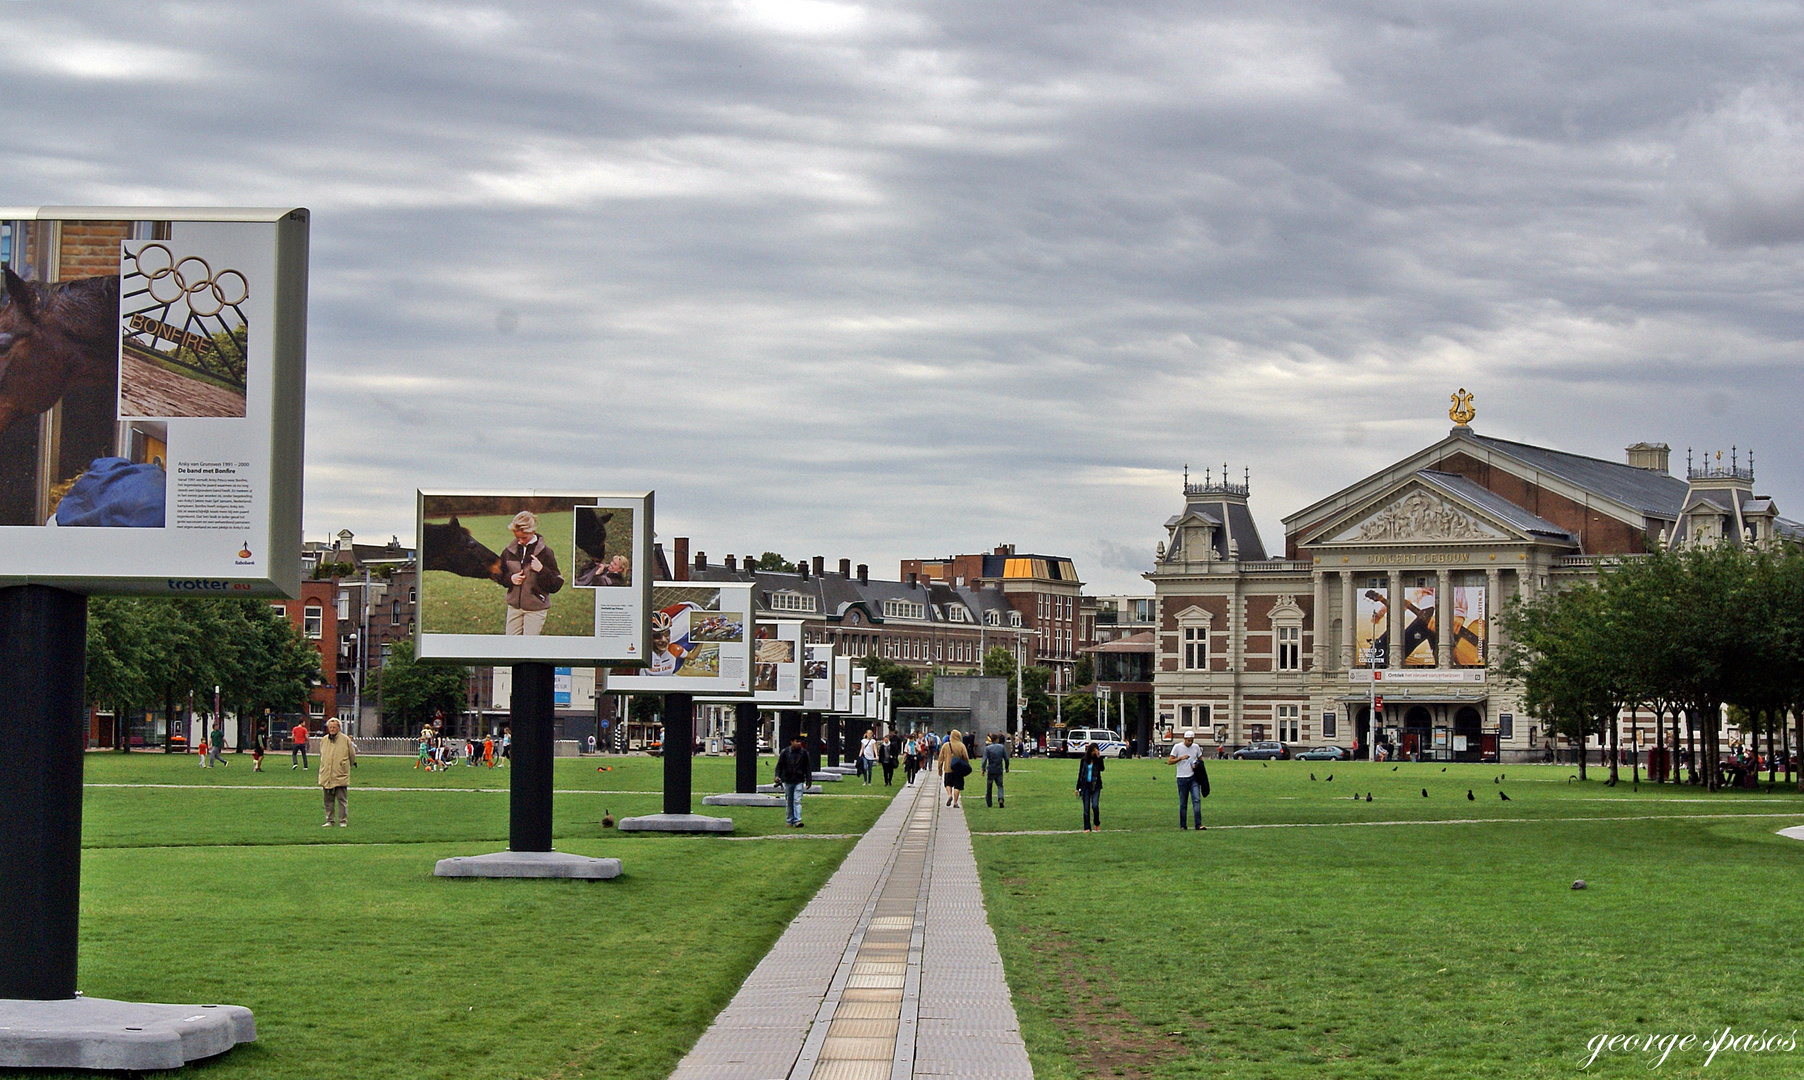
left=85, top=597, right=322, bottom=748
left=1498, top=545, right=1804, bottom=790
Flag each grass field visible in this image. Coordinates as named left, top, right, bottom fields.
left=420, top=511, right=594, bottom=636
left=67, top=751, right=890, bottom=1079
left=966, top=758, right=1804, bottom=1079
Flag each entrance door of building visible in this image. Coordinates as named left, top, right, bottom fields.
left=1454, top=706, right=1484, bottom=762
left=1354, top=706, right=1372, bottom=759
left=1403, top=706, right=1432, bottom=763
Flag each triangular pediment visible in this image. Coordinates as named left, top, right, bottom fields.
left=1309, top=482, right=1509, bottom=546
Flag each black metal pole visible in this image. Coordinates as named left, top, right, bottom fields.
left=735, top=703, right=759, bottom=794
left=0, top=585, right=87, bottom=1000
left=805, top=712, right=822, bottom=774
left=509, top=663, right=555, bottom=852
left=664, top=693, right=693, bottom=814
left=826, top=711, right=841, bottom=767
left=778, top=711, right=800, bottom=756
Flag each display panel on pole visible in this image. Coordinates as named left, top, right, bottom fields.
left=832, top=656, right=852, bottom=712
left=702, top=619, right=801, bottom=704
left=862, top=673, right=878, bottom=719
left=849, top=666, right=866, bottom=716
left=0, top=207, right=308, bottom=597
left=607, top=582, right=754, bottom=694
left=416, top=491, right=651, bottom=664
left=804, top=643, right=833, bottom=710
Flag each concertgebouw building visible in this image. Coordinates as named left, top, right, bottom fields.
left=1148, top=391, right=1801, bottom=763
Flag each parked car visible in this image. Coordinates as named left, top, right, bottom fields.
left=1231, top=741, right=1288, bottom=760
left=1296, top=745, right=1348, bottom=761
left=1062, top=728, right=1128, bottom=757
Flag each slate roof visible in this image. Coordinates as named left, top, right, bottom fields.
left=1468, top=435, right=1689, bottom=517
left=1416, top=471, right=1578, bottom=543
left=1167, top=499, right=1268, bottom=561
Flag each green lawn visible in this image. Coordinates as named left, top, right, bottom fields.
left=66, top=752, right=889, bottom=1079
left=968, top=758, right=1804, bottom=1079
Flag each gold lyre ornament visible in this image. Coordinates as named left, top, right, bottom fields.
left=1449, top=388, right=1476, bottom=426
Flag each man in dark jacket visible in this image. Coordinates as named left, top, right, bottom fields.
left=775, top=734, right=812, bottom=827
left=982, top=733, right=1011, bottom=807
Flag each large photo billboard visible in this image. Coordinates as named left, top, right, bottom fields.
left=607, top=582, right=753, bottom=694
left=1451, top=582, right=1487, bottom=667
left=1402, top=580, right=1436, bottom=667
left=803, top=643, right=833, bottom=710
left=833, top=656, right=852, bottom=713
left=416, top=491, right=651, bottom=664
left=0, top=207, right=307, bottom=596
left=702, top=619, right=802, bottom=705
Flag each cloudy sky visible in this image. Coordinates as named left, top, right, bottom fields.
left=8, top=1, right=1803, bottom=592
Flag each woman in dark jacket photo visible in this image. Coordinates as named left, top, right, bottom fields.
left=1075, top=743, right=1105, bottom=832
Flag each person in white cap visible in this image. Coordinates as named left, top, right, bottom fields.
left=1166, top=729, right=1209, bottom=830
left=496, top=510, right=563, bottom=635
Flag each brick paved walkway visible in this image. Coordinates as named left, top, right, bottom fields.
left=670, top=772, right=1032, bottom=1080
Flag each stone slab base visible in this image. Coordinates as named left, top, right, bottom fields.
left=434, top=850, right=622, bottom=879
left=1779, top=826, right=1804, bottom=842
left=757, top=784, right=823, bottom=794
left=618, top=813, right=736, bottom=833
left=810, top=771, right=844, bottom=782
left=703, top=793, right=784, bottom=807
left=0, top=997, right=254, bottom=1071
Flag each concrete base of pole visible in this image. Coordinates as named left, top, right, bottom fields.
left=702, top=793, right=783, bottom=807
left=810, top=771, right=844, bottom=783
left=0, top=997, right=254, bottom=1070
left=433, top=851, right=622, bottom=880
left=616, top=813, right=735, bottom=833
left=756, top=784, right=823, bottom=794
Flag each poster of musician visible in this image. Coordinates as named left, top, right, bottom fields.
left=1402, top=581, right=1436, bottom=666
left=1450, top=583, right=1487, bottom=666
left=1355, top=580, right=1389, bottom=667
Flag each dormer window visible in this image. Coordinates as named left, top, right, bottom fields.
left=883, top=598, right=926, bottom=620
left=1009, top=612, right=1023, bottom=628
left=945, top=605, right=971, bottom=623
left=985, top=611, right=1001, bottom=627
left=770, top=591, right=817, bottom=613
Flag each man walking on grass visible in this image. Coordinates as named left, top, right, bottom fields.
left=318, top=718, right=357, bottom=827
left=983, top=732, right=1010, bottom=807
left=1166, top=729, right=1209, bottom=830
left=291, top=719, right=309, bottom=770
left=775, top=733, right=812, bottom=828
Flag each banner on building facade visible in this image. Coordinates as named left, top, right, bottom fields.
left=1451, top=582, right=1487, bottom=666
left=1402, top=580, right=1436, bottom=667
left=416, top=491, right=651, bottom=664
left=804, top=643, right=834, bottom=710
left=1355, top=579, right=1389, bottom=666
left=606, top=582, right=753, bottom=693
left=0, top=208, right=308, bottom=596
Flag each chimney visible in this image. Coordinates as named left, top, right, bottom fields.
left=694, top=551, right=708, bottom=572
left=906, top=572, right=918, bottom=587
left=745, top=555, right=757, bottom=574
left=838, top=558, right=851, bottom=577
left=994, top=544, right=1013, bottom=556
left=674, top=537, right=690, bottom=581
left=799, top=560, right=810, bottom=580
left=1625, top=442, right=1671, bottom=474
left=857, top=564, right=869, bottom=584
left=724, top=554, right=737, bottom=573
left=813, top=556, right=825, bottom=577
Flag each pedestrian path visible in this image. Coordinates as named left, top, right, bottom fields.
left=670, top=773, right=1033, bottom=1080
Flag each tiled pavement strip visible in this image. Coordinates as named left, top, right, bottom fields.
left=670, top=772, right=1032, bottom=1080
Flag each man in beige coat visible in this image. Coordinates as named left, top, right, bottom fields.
left=318, top=718, right=357, bottom=827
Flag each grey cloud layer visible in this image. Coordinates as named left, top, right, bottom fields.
left=5, top=1, right=1801, bottom=592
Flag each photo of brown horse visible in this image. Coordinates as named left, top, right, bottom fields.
left=0, top=267, right=120, bottom=440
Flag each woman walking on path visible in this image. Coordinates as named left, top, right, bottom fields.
left=859, top=729, right=879, bottom=786
left=939, top=730, right=971, bottom=808
left=1076, top=743, right=1105, bottom=832
left=882, top=732, right=901, bottom=786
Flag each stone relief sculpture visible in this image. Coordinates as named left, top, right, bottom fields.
left=1357, top=489, right=1494, bottom=541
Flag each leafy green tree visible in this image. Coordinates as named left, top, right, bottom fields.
left=857, top=653, right=933, bottom=708
left=86, top=598, right=151, bottom=749
left=755, top=552, right=797, bottom=572
left=371, top=639, right=469, bottom=734
left=1073, top=654, right=1094, bottom=689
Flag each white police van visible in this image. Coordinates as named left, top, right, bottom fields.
left=1062, top=728, right=1127, bottom=758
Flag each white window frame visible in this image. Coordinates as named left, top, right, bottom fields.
left=1183, top=626, right=1208, bottom=671
left=1277, top=704, right=1300, bottom=743
left=271, top=603, right=287, bottom=618
left=1276, top=624, right=1301, bottom=671
left=883, top=598, right=926, bottom=620
left=770, top=591, right=818, bottom=613
left=303, top=604, right=324, bottom=639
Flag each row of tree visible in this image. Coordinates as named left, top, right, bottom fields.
left=1498, top=545, right=1804, bottom=790
left=85, top=597, right=322, bottom=748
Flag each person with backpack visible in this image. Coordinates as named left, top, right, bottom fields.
left=1075, top=743, right=1105, bottom=832
left=939, top=730, right=971, bottom=808
left=774, top=733, right=812, bottom=827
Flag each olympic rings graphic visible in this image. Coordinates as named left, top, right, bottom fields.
left=130, top=243, right=249, bottom=317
